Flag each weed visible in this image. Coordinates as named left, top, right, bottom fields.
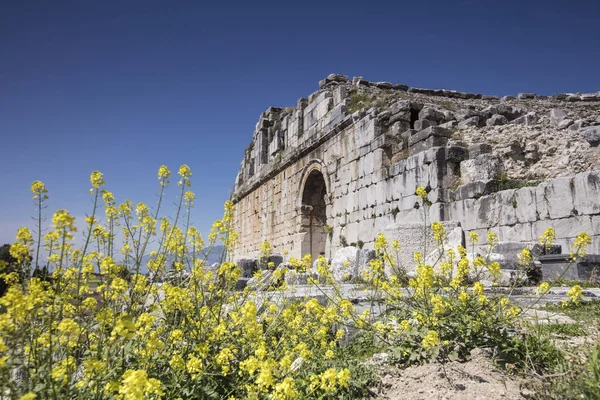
left=493, top=172, right=540, bottom=192
left=347, top=92, right=373, bottom=114
left=537, top=323, right=586, bottom=338
left=339, top=235, right=348, bottom=247
left=543, top=300, right=600, bottom=322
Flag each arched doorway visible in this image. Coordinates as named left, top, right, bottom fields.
left=299, top=169, right=328, bottom=261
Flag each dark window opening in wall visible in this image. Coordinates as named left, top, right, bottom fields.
left=410, top=109, right=419, bottom=129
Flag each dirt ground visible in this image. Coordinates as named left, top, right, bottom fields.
left=375, top=353, right=534, bottom=400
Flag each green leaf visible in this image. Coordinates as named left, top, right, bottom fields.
left=447, top=351, right=459, bottom=362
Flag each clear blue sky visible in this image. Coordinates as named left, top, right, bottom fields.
left=1, top=0, right=599, bottom=246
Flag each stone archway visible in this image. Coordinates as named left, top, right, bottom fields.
left=298, top=165, right=330, bottom=261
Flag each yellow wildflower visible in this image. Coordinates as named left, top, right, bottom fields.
left=468, top=231, right=479, bottom=245
left=431, top=222, right=446, bottom=242
left=566, top=285, right=583, bottom=305
left=90, top=171, right=104, bottom=189
left=537, top=282, right=550, bottom=295
left=118, top=369, right=163, bottom=400
left=415, top=186, right=428, bottom=200
left=422, top=330, right=440, bottom=350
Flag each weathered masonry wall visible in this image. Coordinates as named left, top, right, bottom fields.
left=231, top=74, right=600, bottom=262
left=448, top=171, right=600, bottom=255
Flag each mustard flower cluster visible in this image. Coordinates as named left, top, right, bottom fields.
left=0, top=167, right=366, bottom=400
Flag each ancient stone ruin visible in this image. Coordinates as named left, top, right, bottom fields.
left=231, top=74, right=600, bottom=283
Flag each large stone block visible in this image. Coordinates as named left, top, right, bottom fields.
left=457, top=116, right=479, bottom=129
left=498, top=223, right=533, bottom=242
left=453, top=181, right=498, bottom=201
left=514, top=187, right=538, bottom=223
left=545, top=177, right=575, bottom=219
left=497, top=189, right=518, bottom=226
left=573, top=171, right=600, bottom=215
left=354, top=117, right=377, bottom=148
left=460, top=153, right=503, bottom=183
left=474, top=194, right=499, bottom=229
left=408, top=126, right=451, bottom=147
left=552, top=216, right=593, bottom=239
left=593, top=216, right=600, bottom=235
left=447, top=198, right=478, bottom=230
left=539, top=254, right=600, bottom=281
left=549, top=109, right=567, bottom=125
left=414, top=119, right=437, bottom=131
left=408, top=127, right=450, bottom=155
left=418, top=107, right=445, bottom=121
left=510, top=112, right=537, bottom=126
left=383, top=221, right=463, bottom=276
left=535, top=182, right=550, bottom=220
left=330, top=247, right=359, bottom=281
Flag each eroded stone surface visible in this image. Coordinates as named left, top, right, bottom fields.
left=230, top=74, right=600, bottom=269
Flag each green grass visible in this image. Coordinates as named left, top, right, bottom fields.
left=543, top=300, right=600, bottom=322
left=537, top=323, right=587, bottom=338
left=347, top=93, right=373, bottom=114
left=545, top=279, right=600, bottom=289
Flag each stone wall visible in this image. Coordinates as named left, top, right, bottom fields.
left=231, top=74, right=600, bottom=262
left=447, top=171, right=600, bottom=256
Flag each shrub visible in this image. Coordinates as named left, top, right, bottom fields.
left=0, top=177, right=593, bottom=399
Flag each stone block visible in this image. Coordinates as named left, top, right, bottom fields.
left=374, top=81, right=393, bottom=89
left=391, top=100, right=411, bottom=114
left=498, top=223, right=533, bottom=242
left=354, top=117, right=377, bottom=148
left=460, top=153, right=503, bottom=183
left=549, top=109, right=567, bottom=125
left=414, top=119, right=437, bottom=131
left=371, top=134, right=396, bottom=150
left=457, top=116, right=479, bottom=129
left=327, top=73, right=349, bottom=83
left=439, top=121, right=458, bottom=129
left=535, top=182, right=550, bottom=220
left=418, top=107, right=445, bottom=121
left=468, top=143, right=493, bottom=159
left=453, top=180, right=497, bottom=200
left=408, top=126, right=450, bottom=147
left=447, top=198, right=478, bottom=230
left=355, top=249, right=377, bottom=278
left=553, top=216, right=593, bottom=239
left=408, top=136, right=448, bottom=155
left=573, top=171, right=600, bottom=215
left=532, top=219, right=555, bottom=241
left=593, top=216, right=600, bottom=235
left=486, top=114, right=509, bottom=126
left=514, top=187, right=537, bottom=223
left=474, top=194, right=500, bottom=229
left=510, top=112, right=537, bottom=126
left=331, top=247, right=359, bottom=281
left=389, top=160, right=406, bottom=177
left=579, top=126, right=600, bottom=146
left=557, top=119, right=574, bottom=130
left=539, top=254, right=600, bottom=281
left=383, top=221, right=463, bottom=276
left=497, top=189, right=518, bottom=226
left=545, top=177, right=575, bottom=219
left=518, top=93, right=536, bottom=100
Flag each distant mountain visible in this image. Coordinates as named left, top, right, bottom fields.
left=123, top=245, right=227, bottom=274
